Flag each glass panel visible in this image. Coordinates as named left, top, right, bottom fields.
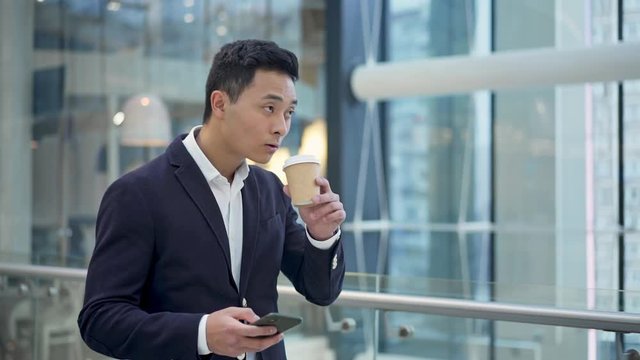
left=493, top=321, right=610, bottom=360
left=624, top=0, right=640, bottom=310
left=383, top=2, right=638, bottom=357
left=280, top=274, right=640, bottom=360
left=381, top=312, right=479, bottom=360
left=7, top=0, right=328, bottom=268
left=493, top=85, right=556, bottom=283
left=276, top=297, right=377, bottom=360
left=0, top=274, right=109, bottom=359
left=386, top=0, right=491, bottom=284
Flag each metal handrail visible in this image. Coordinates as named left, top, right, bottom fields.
left=2, top=263, right=640, bottom=333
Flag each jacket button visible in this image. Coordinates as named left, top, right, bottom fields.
left=242, top=298, right=248, bottom=307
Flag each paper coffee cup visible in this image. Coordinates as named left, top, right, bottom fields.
left=283, top=154, right=320, bottom=207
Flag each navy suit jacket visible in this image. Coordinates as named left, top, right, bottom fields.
left=78, top=135, right=345, bottom=360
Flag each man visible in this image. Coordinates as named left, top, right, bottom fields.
left=78, top=39, right=346, bottom=360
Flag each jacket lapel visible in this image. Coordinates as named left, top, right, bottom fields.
left=239, top=170, right=260, bottom=297
left=168, top=137, right=234, bottom=286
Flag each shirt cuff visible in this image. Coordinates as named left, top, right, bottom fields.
left=306, top=226, right=341, bottom=250
left=197, top=314, right=211, bottom=355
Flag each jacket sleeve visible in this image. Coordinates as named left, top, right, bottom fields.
left=277, top=177, right=345, bottom=306
left=77, top=177, right=202, bottom=360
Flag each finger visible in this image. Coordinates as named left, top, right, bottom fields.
left=316, top=210, right=346, bottom=226
left=312, top=192, right=340, bottom=205
left=321, top=209, right=346, bottom=224
left=218, top=306, right=244, bottom=317
left=315, top=177, right=332, bottom=194
left=282, top=185, right=291, bottom=198
left=242, top=333, right=284, bottom=352
left=227, top=307, right=260, bottom=323
left=244, top=323, right=279, bottom=338
left=308, top=202, right=343, bottom=220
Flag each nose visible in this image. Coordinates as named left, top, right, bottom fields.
left=273, top=113, right=290, bottom=136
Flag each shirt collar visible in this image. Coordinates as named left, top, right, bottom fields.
left=182, top=125, right=250, bottom=184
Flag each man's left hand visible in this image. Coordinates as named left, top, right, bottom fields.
left=284, top=177, right=345, bottom=240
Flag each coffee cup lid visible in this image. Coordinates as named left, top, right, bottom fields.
left=283, top=154, right=320, bottom=169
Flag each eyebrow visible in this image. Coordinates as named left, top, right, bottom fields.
left=262, top=94, right=298, bottom=105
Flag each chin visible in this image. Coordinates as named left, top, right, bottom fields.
left=248, top=155, right=272, bottom=164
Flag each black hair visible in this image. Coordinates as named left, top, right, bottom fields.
left=202, top=39, right=299, bottom=123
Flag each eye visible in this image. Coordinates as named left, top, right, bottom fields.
left=264, top=105, right=275, bottom=113
left=288, top=109, right=296, bottom=116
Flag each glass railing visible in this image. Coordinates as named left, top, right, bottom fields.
left=1, top=263, right=640, bottom=359
left=0, top=266, right=108, bottom=359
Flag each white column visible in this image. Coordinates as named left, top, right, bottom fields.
left=0, top=0, right=34, bottom=258
left=554, top=0, right=589, bottom=359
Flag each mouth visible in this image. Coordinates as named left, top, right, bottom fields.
left=265, top=143, right=279, bottom=152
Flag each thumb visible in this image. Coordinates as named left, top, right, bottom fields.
left=227, top=307, right=260, bottom=323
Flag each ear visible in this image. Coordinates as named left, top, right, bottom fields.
left=210, top=90, right=227, bottom=117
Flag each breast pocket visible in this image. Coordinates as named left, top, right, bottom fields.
left=254, top=213, right=285, bottom=275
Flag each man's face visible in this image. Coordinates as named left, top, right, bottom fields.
left=220, top=69, right=297, bottom=164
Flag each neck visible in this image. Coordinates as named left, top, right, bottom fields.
left=196, top=124, right=240, bottom=182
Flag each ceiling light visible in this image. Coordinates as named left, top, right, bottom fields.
left=112, top=112, right=125, bottom=126
left=216, top=25, right=228, bottom=36
left=107, top=1, right=121, bottom=11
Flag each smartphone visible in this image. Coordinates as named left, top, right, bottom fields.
left=252, top=313, right=303, bottom=334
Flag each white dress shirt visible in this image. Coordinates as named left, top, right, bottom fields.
left=182, top=126, right=339, bottom=359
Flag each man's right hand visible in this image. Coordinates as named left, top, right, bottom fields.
left=206, top=307, right=283, bottom=357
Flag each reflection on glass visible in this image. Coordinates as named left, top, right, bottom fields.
left=23, top=0, right=328, bottom=269
left=385, top=1, right=491, bottom=358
